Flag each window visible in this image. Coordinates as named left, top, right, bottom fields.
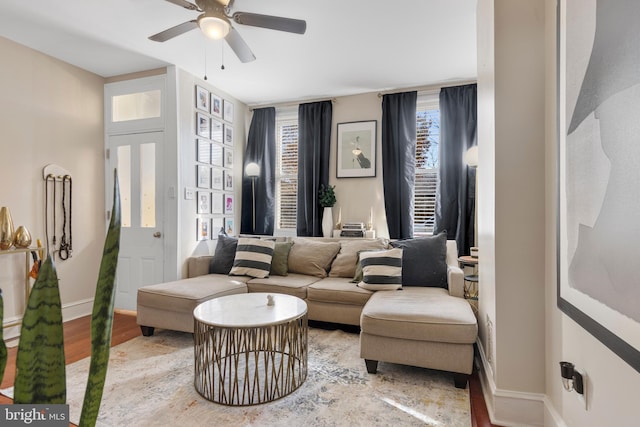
left=414, top=92, right=440, bottom=235
left=276, top=108, right=298, bottom=232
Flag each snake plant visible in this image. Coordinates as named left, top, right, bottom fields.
left=0, top=170, right=120, bottom=427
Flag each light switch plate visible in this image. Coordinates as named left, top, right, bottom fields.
left=184, top=188, right=194, bottom=200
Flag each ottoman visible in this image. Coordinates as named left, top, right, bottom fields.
left=136, top=274, right=250, bottom=335
left=360, top=287, right=478, bottom=388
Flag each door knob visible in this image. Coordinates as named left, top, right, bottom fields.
left=153, top=231, right=162, bottom=238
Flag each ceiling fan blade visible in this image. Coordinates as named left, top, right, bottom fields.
left=232, top=12, right=306, bottom=34
left=149, top=20, right=199, bottom=42
left=225, top=27, right=256, bottom=63
left=163, top=0, right=200, bottom=11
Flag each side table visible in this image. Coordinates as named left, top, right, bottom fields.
left=457, top=255, right=479, bottom=315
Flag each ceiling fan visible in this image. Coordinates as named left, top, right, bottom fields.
left=149, top=0, right=307, bottom=63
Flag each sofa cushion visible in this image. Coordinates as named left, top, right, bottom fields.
left=360, top=287, right=477, bottom=344
left=287, top=239, right=341, bottom=278
left=329, top=239, right=388, bottom=278
left=270, top=241, right=293, bottom=276
left=357, top=248, right=403, bottom=291
left=246, top=273, right=321, bottom=299
left=390, top=232, right=448, bottom=288
left=137, top=274, right=249, bottom=312
left=229, top=238, right=275, bottom=278
left=209, top=235, right=238, bottom=274
left=307, top=277, right=373, bottom=306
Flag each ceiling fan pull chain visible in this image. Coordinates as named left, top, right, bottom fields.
left=221, top=41, right=225, bottom=70
left=204, top=44, right=208, bottom=80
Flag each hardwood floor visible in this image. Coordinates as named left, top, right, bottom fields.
left=1, top=312, right=500, bottom=426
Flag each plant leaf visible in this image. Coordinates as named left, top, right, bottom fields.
left=79, top=169, right=121, bottom=427
left=0, top=289, right=7, bottom=384
left=13, top=255, right=65, bottom=404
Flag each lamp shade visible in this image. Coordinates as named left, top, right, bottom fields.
left=198, top=14, right=231, bottom=40
left=464, top=146, right=478, bottom=168
left=245, top=162, right=260, bottom=177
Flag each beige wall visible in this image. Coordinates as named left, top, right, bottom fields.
left=0, top=36, right=105, bottom=334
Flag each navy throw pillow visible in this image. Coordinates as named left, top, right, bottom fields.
left=390, top=231, right=448, bottom=288
left=209, top=234, right=238, bottom=274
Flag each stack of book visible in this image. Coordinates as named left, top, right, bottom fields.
left=340, top=222, right=365, bottom=238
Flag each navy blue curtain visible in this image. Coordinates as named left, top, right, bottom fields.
left=382, top=91, right=417, bottom=239
left=434, top=84, right=477, bottom=256
left=241, top=107, right=276, bottom=235
left=297, top=101, right=332, bottom=236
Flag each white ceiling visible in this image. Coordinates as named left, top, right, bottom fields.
left=0, top=0, right=477, bottom=106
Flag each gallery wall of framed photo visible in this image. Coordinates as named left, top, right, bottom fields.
left=195, top=84, right=236, bottom=241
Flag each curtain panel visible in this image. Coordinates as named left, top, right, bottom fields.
left=434, top=83, right=477, bottom=256
left=296, top=101, right=333, bottom=237
left=240, top=107, right=276, bottom=235
left=382, top=91, right=417, bottom=239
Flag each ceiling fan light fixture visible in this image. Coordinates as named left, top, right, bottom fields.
left=198, top=14, right=230, bottom=40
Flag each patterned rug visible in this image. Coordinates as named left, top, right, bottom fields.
left=6, top=327, right=471, bottom=426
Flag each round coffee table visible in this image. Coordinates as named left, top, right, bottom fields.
left=193, top=293, right=308, bottom=406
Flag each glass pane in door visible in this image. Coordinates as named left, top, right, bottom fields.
left=140, top=143, right=156, bottom=228
left=117, top=145, right=132, bottom=227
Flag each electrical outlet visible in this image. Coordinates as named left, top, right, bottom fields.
left=485, top=314, right=494, bottom=364
left=575, top=368, right=588, bottom=410
left=185, top=188, right=194, bottom=200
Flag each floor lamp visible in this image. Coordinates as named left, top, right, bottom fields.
left=464, top=146, right=478, bottom=253
left=245, top=162, right=260, bottom=234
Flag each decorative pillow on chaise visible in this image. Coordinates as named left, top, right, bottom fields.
left=390, top=231, right=448, bottom=288
left=209, top=234, right=238, bottom=274
left=229, top=238, right=276, bottom=278
left=357, top=248, right=403, bottom=291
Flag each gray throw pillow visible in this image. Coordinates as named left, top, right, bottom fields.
left=209, top=234, right=238, bottom=274
left=270, top=241, right=293, bottom=276
left=390, top=232, right=448, bottom=288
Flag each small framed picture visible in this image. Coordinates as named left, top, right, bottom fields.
left=211, top=119, right=223, bottom=143
left=197, top=217, right=210, bottom=241
left=212, top=217, right=224, bottom=237
left=197, top=191, right=211, bottom=214
left=211, top=94, right=222, bottom=118
left=211, top=144, right=223, bottom=167
left=225, top=217, right=235, bottom=236
left=224, top=194, right=234, bottom=214
left=197, top=165, right=211, bottom=189
left=224, top=170, right=233, bottom=191
left=224, top=125, right=234, bottom=146
left=197, top=139, right=210, bottom=164
left=223, top=99, right=234, bottom=123
left=211, top=168, right=223, bottom=190
left=212, top=192, right=223, bottom=214
left=224, top=148, right=233, bottom=168
left=196, top=86, right=209, bottom=112
left=196, top=113, right=210, bottom=139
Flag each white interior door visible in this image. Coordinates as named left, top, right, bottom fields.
left=108, top=132, right=164, bottom=310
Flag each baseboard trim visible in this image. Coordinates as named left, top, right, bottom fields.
left=476, top=339, right=547, bottom=427
left=2, top=298, right=94, bottom=342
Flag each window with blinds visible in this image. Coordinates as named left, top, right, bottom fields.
left=276, top=110, right=298, bottom=232
left=414, top=93, right=440, bottom=235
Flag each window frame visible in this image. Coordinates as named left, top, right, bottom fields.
left=414, top=91, right=440, bottom=236
left=275, top=107, right=299, bottom=236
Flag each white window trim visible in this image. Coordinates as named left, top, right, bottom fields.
left=275, top=106, right=298, bottom=236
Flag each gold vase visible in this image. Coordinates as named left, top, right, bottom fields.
left=0, top=206, right=15, bottom=250
left=14, top=225, right=32, bottom=248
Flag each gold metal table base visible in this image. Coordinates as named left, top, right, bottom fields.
left=194, top=314, right=308, bottom=406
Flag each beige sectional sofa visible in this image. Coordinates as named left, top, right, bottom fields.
left=136, top=236, right=478, bottom=387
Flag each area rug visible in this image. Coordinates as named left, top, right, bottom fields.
left=4, top=328, right=470, bottom=426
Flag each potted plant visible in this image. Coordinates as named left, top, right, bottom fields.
left=319, top=184, right=336, bottom=237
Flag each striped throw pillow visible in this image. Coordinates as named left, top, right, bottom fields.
left=229, top=238, right=276, bottom=278
left=357, top=248, right=403, bottom=291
